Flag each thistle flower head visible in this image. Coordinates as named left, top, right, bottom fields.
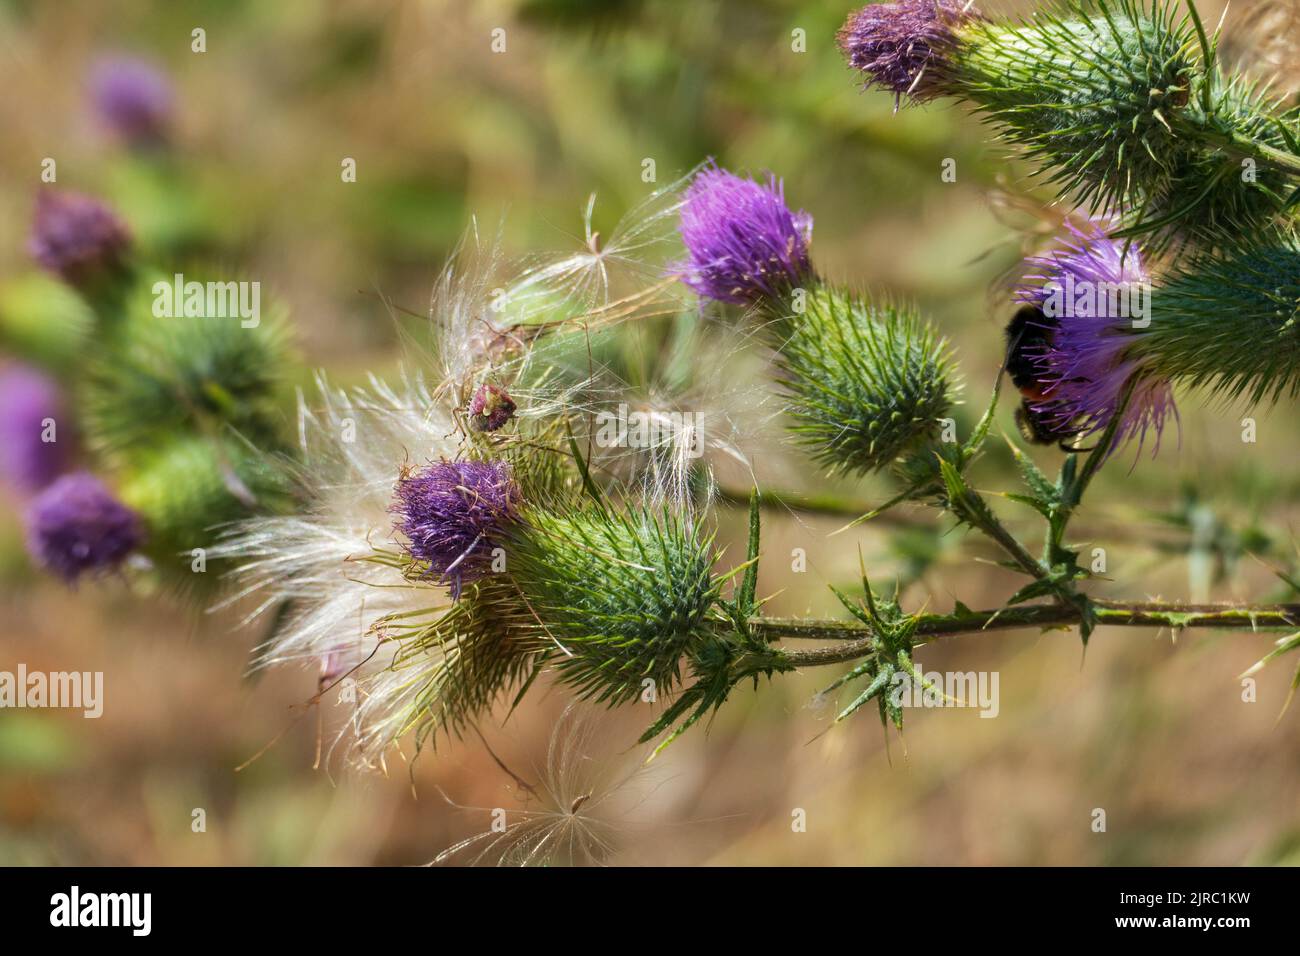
left=215, top=376, right=539, bottom=765
left=0, top=365, right=68, bottom=492
left=675, top=163, right=813, bottom=306
left=1016, top=223, right=1175, bottom=450
left=28, top=189, right=132, bottom=286
left=469, top=382, right=517, bottom=432
left=838, top=0, right=974, bottom=105
left=392, top=458, right=522, bottom=597
left=24, top=472, right=144, bottom=582
left=89, top=55, right=174, bottom=146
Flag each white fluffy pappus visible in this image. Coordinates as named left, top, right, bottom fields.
left=211, top=372, right=460, bottom=769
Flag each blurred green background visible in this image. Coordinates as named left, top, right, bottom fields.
left=2, top=0, right=1300, bottom=865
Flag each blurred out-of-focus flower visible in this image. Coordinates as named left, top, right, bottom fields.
left=89, top=55, right=175, bottom=146
left=24, top=471, right=144, bottom=582
left=28, top=189, right=132, bottom=287
left=0, top=364, right=69, bottom=492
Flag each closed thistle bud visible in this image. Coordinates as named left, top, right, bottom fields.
left=508, top=507, right=721, bottom=705
left=0, top=275, right=94, bottom=372
left=778, top=284, right=957, bottom=474
left=24, top=472, right=144, bottom=582
left=840, top=0, right=1299, bottom=247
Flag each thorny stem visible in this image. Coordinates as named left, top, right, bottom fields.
left=1184, top=118, right=1300, bottom=179
left=747, top=600, right=1300, bottom=667
left=715, top=485, right=928, bottom=528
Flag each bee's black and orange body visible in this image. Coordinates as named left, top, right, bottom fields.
left=1004, top=304, right=1084, bottom=449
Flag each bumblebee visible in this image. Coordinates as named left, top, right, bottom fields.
left=1004, top=304, right=1087, bottom=450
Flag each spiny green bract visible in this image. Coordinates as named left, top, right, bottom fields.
left=958, top=1, right=1296, bottom=247
left=507, top=506, right=721, bottom=705
left=773, top=285, right=955, bottom=475
left=120, top=433, right=292, bottom=590
left=81, top=270, right=293, bottom=461
left=391, top=575, right=544, bottom=751
left=1141, top=243, right=1300, bottom=405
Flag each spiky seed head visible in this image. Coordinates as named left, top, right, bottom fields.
left=28, top=190, right=132, bottom=286
left=837, top=0, right=975, bottom=106
left=469, top=382, right=517, bottom=432
left=24, top=472, right=144, bottom=582
left=392, top=459, right=522, bottom=596
left=89, top=55, right=174, bottom=146
left=0, top=365, right=68, bottom=492
left=508, top=507, right=720, bottom=705
left=675, top=163, right=814, bottom=306
left=1017, top=222, right=1175, bottom=450
left=777, top=285, right=957, bottom=474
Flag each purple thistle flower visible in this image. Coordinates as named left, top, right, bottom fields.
left=837, top=0, right=974, bottom=107
left=675, top=163, right=814, bottom=306
left=24, top=472, right=145, bottom=583
left=469, top=383, right=517, bottom=432
left=1015, top=222, right=1175, bottom=452
left=89, top=55, right=175, bottom=146
left=391, top=459, right=521, bottom=597
left=0, top=365, right=69, bottom=492
left=28, top=189, right=132, bottom=286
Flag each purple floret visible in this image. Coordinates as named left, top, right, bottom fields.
left=28, top=189, right=132, bottom=286
left=675, top=163, right=813, bottom=306
left=1016, top=222, right=1175, bottom=452
left=0, top=365, right=69, bottom=492
left=24, top=472, right=145, bottom=582
left=838, top=0, right=973, bottom=107
left=89, top=55, right=175, bottom=146
left=391, top=459, right=521, bottom=597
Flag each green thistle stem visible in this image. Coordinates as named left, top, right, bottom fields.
left=750, top=600, right=1300, bottom=666
left=1180, top=116, right=1300, bottom=179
